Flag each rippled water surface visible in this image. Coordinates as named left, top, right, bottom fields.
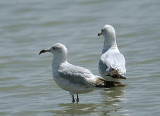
left=0, top=0, right=160, bottom=116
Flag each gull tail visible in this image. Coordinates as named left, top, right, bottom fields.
left=95, top=78, right=125, bottom=88
left=107, top=69, right=126, bottom=80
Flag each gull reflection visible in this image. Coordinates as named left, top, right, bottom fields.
left=98, top=87, right=126, bottom=116
left=47, top=86, right=126, bottom=116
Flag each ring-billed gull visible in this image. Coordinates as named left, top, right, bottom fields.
left=39, top=43, right=124, bottom=103
left=98, top=25, right=126, bottom=81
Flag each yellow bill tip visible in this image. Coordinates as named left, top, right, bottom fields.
left=98, top=33, right=102, bottom=36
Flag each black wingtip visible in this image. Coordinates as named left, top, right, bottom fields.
left=107, top=69, right=126, bottom=80
left=104, top=81, right=126, bottom=88
left=96, top=78, right=126, bottom=88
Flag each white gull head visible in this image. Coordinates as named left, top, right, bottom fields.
left=50, top=43, right=67, bottom=56
left=39, top=43, right=67, bottom=58
left=98, top=25, right=118, bottom=53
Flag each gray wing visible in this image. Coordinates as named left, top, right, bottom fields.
left=58, top=64, right=94, bottom=86
left=99, top=52, right=126, bottom=75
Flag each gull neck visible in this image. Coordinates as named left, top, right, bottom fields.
left=102, top=35, right=118, bottom=54
left=52, top=53, right=67, bottom=69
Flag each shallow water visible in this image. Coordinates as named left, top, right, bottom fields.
left=0, top=0, right=160, bottom=116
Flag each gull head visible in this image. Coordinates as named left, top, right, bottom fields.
left=98, top=25, right=117, bottom=48
left=98, top=25, right=116, bottom=38
left=39, top=43, right=67, bottom=56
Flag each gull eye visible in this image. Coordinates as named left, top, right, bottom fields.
left=52, top=47, right=56, bottom=50
left=101, top=29, right=103, bottom=32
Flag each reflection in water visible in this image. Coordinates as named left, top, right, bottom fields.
left=98, top=87, right=126, bottom=116
left=47, top=103, right=97, bottom=116
left=100, top=87, right=125, bottom=103
left=47, top=87, right=127, bottom=116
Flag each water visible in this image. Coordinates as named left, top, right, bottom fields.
left=0, top=0, right=160, bottom=115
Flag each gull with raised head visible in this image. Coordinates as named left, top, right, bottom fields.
left=39, top=43, right=124, bottom=103
left=98, top=25, right=126, bottom=81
